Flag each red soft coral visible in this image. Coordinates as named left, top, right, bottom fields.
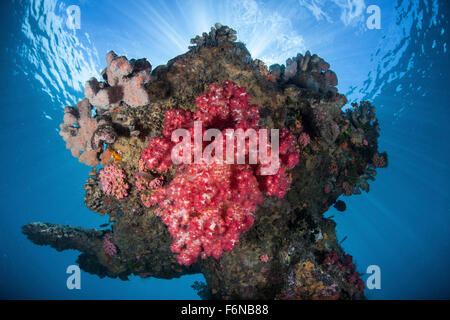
left=140, top=81, right=301, bottom=265
left=140, top=137, right=173, bottom=173
left=149, top=162, right=261, bottom=265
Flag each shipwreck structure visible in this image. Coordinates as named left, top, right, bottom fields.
left=23, top=24, right=387, bottom=300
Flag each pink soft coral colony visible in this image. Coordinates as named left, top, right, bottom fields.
left=139, top=80, right=300, bottom=266
left=102, top=234, right=117, bottom=257
left=99, top=163, right=130, bottom=199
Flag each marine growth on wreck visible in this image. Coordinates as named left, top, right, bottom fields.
left=22, top=24, right=387, bottom=300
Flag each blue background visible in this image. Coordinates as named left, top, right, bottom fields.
left=0, top=0, right=448, bottom=299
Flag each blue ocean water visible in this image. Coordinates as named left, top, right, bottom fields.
left=0, top=0, right=448, bottom=299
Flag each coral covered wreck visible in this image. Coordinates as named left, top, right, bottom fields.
left=23, top=24, right=387, bottom=300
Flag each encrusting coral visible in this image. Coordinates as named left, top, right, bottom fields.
left=23, top=24, right=388, bottom=300
left=270, top=51, right=339, bottom=97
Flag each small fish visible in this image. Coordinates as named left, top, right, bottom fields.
left=111, top=150, right=122, bottom=162
left=340, top=236, right=348, bottom=244
left=333, top=200, right=346, bottom=212
left=99, top=223, right=110, bottom=228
